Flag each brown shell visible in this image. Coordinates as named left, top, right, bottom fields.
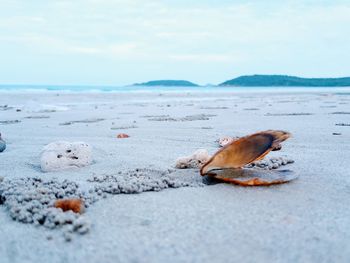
left=201, top=130, right=291, bottom=175
left=206, top=168, right=298, bottom=186
left=117, top=133, right=130, bottom=138
left=54, top=198, right=85, bottom=214
left=219, top=136, right=282, bottom=151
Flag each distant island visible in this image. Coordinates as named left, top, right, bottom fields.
left=133, top=80, right=198, bottom=87
left=131, top=75, right=350, bottom=87
left=220, top=75, right=350, bottom=87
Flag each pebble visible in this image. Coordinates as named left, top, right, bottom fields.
left=0, top=133, right=6, bottom=152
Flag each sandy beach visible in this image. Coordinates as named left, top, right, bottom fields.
left=1, top=89, right=350, bottom=263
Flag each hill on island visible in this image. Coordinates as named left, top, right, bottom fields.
left=134, top=80, right=198, bottom=87
left=219, top=75, right=350, bottom=87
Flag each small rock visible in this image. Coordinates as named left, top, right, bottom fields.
left=0, top=133, right=6, bottom=152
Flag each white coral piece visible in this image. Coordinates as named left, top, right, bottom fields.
left=175, top=149, right=211, bottom=169
left=40, top=141, right=92, bottom=172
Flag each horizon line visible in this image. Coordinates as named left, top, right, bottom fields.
left=1, top=74, right=350, bottom=87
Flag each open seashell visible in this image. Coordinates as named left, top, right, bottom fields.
left=201, top=130, right=291, bottom=176
left=205, top=168, right=297, bottom=186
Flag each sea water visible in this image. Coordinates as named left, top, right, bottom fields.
left=0, top=84, right=349, bottom=94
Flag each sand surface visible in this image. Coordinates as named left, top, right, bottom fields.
left=0, top=89, right=350, bottom=263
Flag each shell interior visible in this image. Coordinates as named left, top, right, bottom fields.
left=207, top=168, right=298, bottom=186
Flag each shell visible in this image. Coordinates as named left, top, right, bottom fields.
left=54, top=199, right=85, bottom=214
left=201, top=130, right=291, bottom=175
left=206, top=168, right=298, bottom=186
left=219, top=135, right=282, bottom=151
left=117, top=133, right=130, bottom=138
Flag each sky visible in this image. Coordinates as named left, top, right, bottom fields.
left=0, top=0, right=349, bottom=86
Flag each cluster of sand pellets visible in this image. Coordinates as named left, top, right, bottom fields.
left=0, top=168, right=204, bottom=241
left=245, top=156, right=294, bottom=170
left=0, top=177, right=94, bottom=241
left=88, top=168, right=204, bottom=195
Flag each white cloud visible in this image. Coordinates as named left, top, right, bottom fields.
left=169, top=54, right=232, bottom=63
left=0, top=0, right=349, bottom=84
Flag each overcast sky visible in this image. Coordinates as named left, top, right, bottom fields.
left=0, top=0, right=349, bottom=86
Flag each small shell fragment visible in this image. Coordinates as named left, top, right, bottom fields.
left=206, top=168, right=298, bottom=186
left=117, top=133, right=130, bottom=138
left=54, top=199, right=85, bottom=214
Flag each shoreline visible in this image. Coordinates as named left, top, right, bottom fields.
left=0, top=86, right=350, bottom=94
